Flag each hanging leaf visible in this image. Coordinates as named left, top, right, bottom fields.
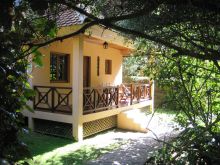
left=32, top=49, right=43, bottom=67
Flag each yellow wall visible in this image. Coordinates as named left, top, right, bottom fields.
left=83, top=40, right=122, bottom=87
left=85, top=25, right=134, bottom=50
left=32, top=37, right=74, bottom=87
left=32, top=36, right=123, bottom=88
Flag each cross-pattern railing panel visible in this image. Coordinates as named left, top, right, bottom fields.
left=34, top=86, right=72, bottom=114
left=119, top=83, right=152, bottom=105
left=83, top=86, right=119, bottom=114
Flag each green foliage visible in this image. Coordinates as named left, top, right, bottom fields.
left=123, top=55, right=147, bottom=79
left=0, top=53, right=32, bottom=163
left=123, top=38, right=163, bottom=82
left=32, top=49, right=43, bottom=67
left=148, top=128, right=220, bottom=165
left=117, top=1, right=220, bottom=62
left=132, top=42, right=220, bottom=164
left=32, top=18, right=57, bottom=38
left=124, top=37, right=220, bottom=164
left=0, top=0, right=58, bottom=163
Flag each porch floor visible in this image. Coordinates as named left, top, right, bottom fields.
left=35, top=98, right=152, bottom=115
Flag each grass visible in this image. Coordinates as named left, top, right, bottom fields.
left=18, top=108, right=178, bottom=164
left=154, top=108, right=179, bottom=115
left=33, top=143, right=121, bottom=165
left=20, top=132, right=73, bottom=156
left=139, top=106, right=178, bottom=118
left=19, top=131, right=123, bottom=165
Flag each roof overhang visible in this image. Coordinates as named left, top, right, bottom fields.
left=85, top=25, right=133, bottom=49
left=84, top=35, right=132, bottom=56
left=57, top=24, right=134, bottom=56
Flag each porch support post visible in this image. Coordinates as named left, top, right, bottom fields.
left=72, top=35, right=84, bottom=141
left=150, top=80, right=155, bottom=113
left=28, top=117, right=34, bottom=130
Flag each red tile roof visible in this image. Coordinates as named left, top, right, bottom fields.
left=56, top=9, right=85, bottom=27
left=47, top=6, right=85, bottom=27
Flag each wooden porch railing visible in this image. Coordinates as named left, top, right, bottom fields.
left=83, top=86, right=119, bottom=114
left=119, top=83, right=151, bottom=105
left=33, top=86, right=72, bottom=114
left=33, top=82, right=152, bottom=114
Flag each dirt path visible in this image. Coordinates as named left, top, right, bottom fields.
left=85, top=114, right=179, bottom=165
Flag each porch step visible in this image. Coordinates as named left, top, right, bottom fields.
left=117, top=108, right=149, bottom=133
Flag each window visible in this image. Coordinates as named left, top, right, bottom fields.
left=105, top=59, right=112, bottom=74
left=50, top=53, right=69, bottom=82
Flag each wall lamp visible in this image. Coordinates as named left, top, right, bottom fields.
left=103, top=41, right=108, bottom=49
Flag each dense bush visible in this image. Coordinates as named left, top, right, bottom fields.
left=146, top=50, right=220, bottom=164
left=124, top=40, right=220, bottom=164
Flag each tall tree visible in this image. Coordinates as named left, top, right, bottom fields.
left=0, top=0, right=58, bottom=163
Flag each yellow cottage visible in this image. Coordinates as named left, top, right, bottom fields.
left=23, top=9, right=154, bottom=141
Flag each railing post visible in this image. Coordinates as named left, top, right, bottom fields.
left=51, top=87, right=55, bottom=112
left=130, top=84, right=133, bottom=105
left=149, top=82, right=152, bottom=99
left=138, top=84, right=141, bottom=102
left=143, top=85, right=146, bottom=98
left=33, top=86, right=36, bottom=109
left=94, top=89, right=96, bottom=110
left=106, top=88, right=109, bottom=106
left=116, top=86, right=119, bottom=107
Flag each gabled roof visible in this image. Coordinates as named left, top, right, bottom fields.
left=51, top=6, right=133, bottom=52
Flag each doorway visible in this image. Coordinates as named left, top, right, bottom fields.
left=83, top=56, right=91, bottom=87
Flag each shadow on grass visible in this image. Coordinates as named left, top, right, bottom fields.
left=155, top=108, right=179, bottom=115
left=139, top=106, right=178, bottom=116
left=20, top=131, right=73, bottom=157
left=45, top=145, right=117, bottom=165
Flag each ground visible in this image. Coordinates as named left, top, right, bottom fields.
left=19, top=108, right=179, bottom=165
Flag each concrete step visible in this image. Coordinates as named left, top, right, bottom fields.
left=117, top=109, right=149, bottom=132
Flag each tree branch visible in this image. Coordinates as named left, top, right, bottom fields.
left=102, top=22, right=220, bottom=61
left=22, top=1, right=220, bottom=63
left=29, top=21, right=96, bottom=47
left=213, top=60, right=220, bottom=72
left=49, top=0, right=163, bottom=22
left=19, top=21, right=97, bottom=61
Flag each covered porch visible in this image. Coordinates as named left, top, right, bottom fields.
left=29, top=82, right=154, bottom=140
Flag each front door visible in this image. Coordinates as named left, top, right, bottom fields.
left=83, top=56, right=91, bottom=87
